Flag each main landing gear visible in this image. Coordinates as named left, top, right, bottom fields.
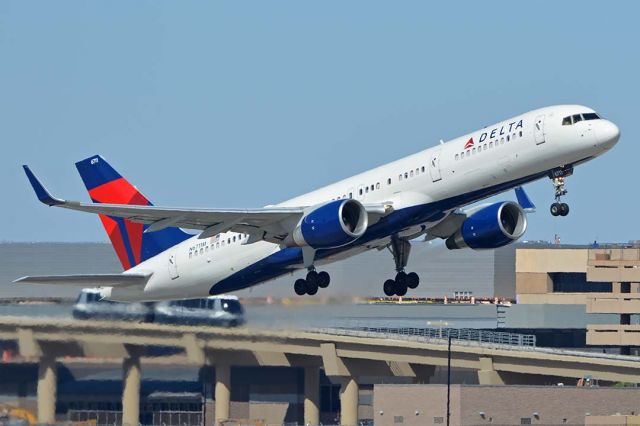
left=549, top=166, right=572, bottom=217
left=294, top=269, right=331, bottom=296
left=293, top=247, right=331, bottom=296
left=383, top=236, right=420, bottom=297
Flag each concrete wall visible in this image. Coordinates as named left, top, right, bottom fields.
left=516, top=248, right=588, bottom=274
left=374, top=384, right=640, bottom=426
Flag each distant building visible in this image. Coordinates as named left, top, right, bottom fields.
left=515, top=244, right=640, bottom=354
left=374, top=384, right=640, bottom=426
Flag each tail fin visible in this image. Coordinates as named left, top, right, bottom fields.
left=75, top=155, right=191, bottom=270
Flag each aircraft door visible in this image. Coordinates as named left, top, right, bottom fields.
left=534, top=115, right=545, bottom=145
left=168, top=253, right=179, bottom=279
left=429, top=149, right=442, bottom=182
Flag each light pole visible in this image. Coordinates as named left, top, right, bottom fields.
left=446, top=333, right=452, bottom=426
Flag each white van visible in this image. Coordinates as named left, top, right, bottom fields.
left=153, top=296, right=245, bottom=327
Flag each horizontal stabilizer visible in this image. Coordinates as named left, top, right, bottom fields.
left=13, top=273, right=151, bottom=287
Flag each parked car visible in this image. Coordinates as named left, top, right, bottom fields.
left=153, top=296, right=245, bottom=327
left=72, top=289, right=153, bottom=322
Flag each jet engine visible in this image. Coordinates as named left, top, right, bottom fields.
left=445, top=201, right=527, bottom=250
left=291, top=199, right=368, bottom=249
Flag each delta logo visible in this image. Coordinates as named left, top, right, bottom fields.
left=464, top=137, right=474, bottom=149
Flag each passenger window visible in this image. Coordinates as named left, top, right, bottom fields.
left=461, top=152, right=465, bottom=158
left=562, top=116, right=572, bottom=126
left=387, top=178, right=391, bottom=185
left=472, top=147, right=476, bottom=154
left=489, top=141, right=493, bottom=148
left=189, top=252, right=192, bottom=259
left=376, top=183, right=380, bottom=189
left=404, top=172, right=408, bottom=179
left=200, top=248, right=203, bottom=255
left=512, top=133, right=516, bottom=139
left=421, top=166, right=425, bottom=172
left=216, top=243, right=220, bottom=248
left=506, top=135, right=510, bottom=142
left=410, top=170, right=414, bottom=177
left=455, top=154, right=459, bottom=161
left=466, top=150, right=470, bottom=156
left=349, top=192, right=353, bottom=198
left=227, top=238, right=231, bottom=244
left=483, top=144, right=487, bottom=150
left=415, top=168, right=419, bottom=175
left=572, top=114, right=583, bottom=123
left=500, top=137, right=504, bottom=144
left=365, top=187, right=369, bottom=193
left=398, top=174, right=402, bottom=181
left=221, top=241, right=225, bottom=247
left=233, top=236, right=236, bottom=242
left=370, top=184, right=374, bottom=191
left=519, top=131, right=523, bottom=137
left=205, top=246, right=209, bottom=252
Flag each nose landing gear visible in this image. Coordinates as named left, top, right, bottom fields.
left=549, top=166, right=573, bottom=217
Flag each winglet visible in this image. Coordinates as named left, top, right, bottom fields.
left=515, top=186, right=536, bottom=213
left=22, top=165, right=65, bottom=206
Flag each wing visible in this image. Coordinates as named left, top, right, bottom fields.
left=14, top=273, right=151, bottom=287
left=23, top=165, right=391, bottom=243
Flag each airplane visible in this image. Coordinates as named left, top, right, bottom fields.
left=17, top=105, right=619, bottom=301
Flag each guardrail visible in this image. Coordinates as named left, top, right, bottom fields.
left=310, top=323, right=537, bottom=350
left=310, top=323, right=640, bottom=362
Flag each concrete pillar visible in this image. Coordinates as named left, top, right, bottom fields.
left=304, top=366, right=320, bottom=426
left=122, top=356, right=141, bottom=426
left=477, top=357, right=505, bottom=385
left=215, top=363, right=231, bottom=426
left=37, top=356, right=57, bottom=424
left=339, top=377, right=358, bottom=426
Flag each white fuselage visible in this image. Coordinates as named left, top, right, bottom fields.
left=110, top=105, right=619, bottom=301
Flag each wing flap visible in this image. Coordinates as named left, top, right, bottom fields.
left=13, top=273, right=151, bottom=287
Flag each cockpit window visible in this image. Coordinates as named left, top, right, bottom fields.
left=562, top=112, right=601, bottom=126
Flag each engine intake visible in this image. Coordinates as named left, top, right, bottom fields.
left=292, top=199, right=368, bottom=249
left=446, top=201, right=527, bottom=250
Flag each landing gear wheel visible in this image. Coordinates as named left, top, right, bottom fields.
left=306, top=270, right=319, bottom=285
left=559, top=203, right=570, bottom=217
left=294, top=279, right=307, bottom=296
left=317, top=271, right=330, bottom=288
left=305, top=280, right=319, bottom=295
left=383, top=279, right=396, bottom=297
left=406, top=272, right=419, bottom=289
left=395, top=281, right=408, bottom=297
left=550, top=203, right=560, bottom=217
left=395, top=271, right=407, bottom=286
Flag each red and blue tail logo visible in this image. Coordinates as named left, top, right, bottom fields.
left=75, top=155, right=190, bottom=270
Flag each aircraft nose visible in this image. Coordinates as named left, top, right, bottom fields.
left=596, top=120, right=620, bottom=148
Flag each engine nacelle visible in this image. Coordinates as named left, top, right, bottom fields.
left=292, top=199, right=368, bottom=249
left=445, top=201, right=527, bottom=250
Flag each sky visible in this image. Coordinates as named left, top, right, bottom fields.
left=0, top=1, right=638, bottom=244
